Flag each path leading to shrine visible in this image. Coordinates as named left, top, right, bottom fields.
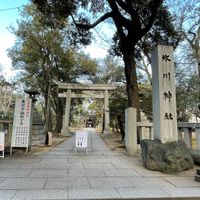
left=0, top=128, right=200, bottom=200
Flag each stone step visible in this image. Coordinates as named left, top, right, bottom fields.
left=196, top=169, right=200, bottom=175
left=195, top=174, right=200, bottom=182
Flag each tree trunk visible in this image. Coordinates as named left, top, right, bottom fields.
left=102, top=112, right=105, bottom=133
left=123, top=52, right=141, bottom=122
left=54, top=98, right=63, bottom=133
left=44, top=83, right=51, bottom=145
left=117, top=115, right=125, bottom=141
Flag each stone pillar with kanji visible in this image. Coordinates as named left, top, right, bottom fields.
left=151, top=45, right=178, bottom=143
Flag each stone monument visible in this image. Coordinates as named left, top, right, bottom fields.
left=152, top=45, right=178, bottom=143
left=141, top=45, right=194, bottom=172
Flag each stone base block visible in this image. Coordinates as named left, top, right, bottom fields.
left=195, top=169, right=200, bottom=182
left=191, top=150, right=200, bottom=164
left=141, top=139, right=194, bottom=173
left=61, top=128, right=71, bottom=136
left=195, top=174, right=200, bottom=182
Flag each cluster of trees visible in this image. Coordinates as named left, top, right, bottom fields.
left=4, top=0, right=199, bottom=140
left=8, top=4, right=98, bottom=134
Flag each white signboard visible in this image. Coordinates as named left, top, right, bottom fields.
left=0, top=131, right=5, bottom=150
left=0, top=131, right=5, bottom=158
left=11, top=98, right=32, bottom=148
left=76, top=130, right=88, bottom=148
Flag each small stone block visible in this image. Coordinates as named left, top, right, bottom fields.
left=195, top=174, right=200, bottom=182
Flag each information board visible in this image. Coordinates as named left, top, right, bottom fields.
left=11, top=98, right=32, bottom=149
left=75, top=130, right=88, bottom=148
left=0, top=131, right=5, bottom=158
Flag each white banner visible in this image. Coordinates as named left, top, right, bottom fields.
left=0, top=131, right=5, bottom=151
left=11, top=98, right=32, bottom=147
left=76, top=130, right=88, bottom=148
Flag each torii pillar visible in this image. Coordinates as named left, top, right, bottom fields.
left=104, top=90, right=110, bottom=134
left=61, top=89, right=71, bottom=135
left=57, top=83, right=117, bottom=135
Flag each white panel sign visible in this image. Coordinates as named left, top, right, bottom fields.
left=0, top=131, right=5, bottom=151
left=0, top=131, right=5, bottom=158
left=11, top=98, right=32, bottom=147
left=76, top=130, right=88, bottom=148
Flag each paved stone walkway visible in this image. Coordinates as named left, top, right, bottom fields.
left=0, top=128, right=200, bottom=200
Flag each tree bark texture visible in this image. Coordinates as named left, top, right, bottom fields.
left=54, top=98, right=63, bottom=133
left=117, top=115, right=125, bottom=141
left=123, top=52, right=141, bottom=121
left=44, top=83, right=51, bottom=144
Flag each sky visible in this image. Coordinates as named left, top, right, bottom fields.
left=0, top=0, right=109, bottom=81
left=0, top=0, right=29, bottom=78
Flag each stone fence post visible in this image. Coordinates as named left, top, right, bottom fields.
left=125, top=107, right=137, bottom=156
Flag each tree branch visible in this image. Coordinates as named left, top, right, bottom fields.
left=71, top=12, right=113, bottom=30
left=186, top=24, right=199, bottom=44
left=108, top=0, right=127, bottom=40
left=115, top=0, right=129, bottom=11
left=116, top=0, right=141, bottom=32
left=141, top=0, right=163, bottom=37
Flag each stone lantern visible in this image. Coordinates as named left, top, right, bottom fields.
left=24, top=87, right=40, bottom=151
left=24, top=87, right=40, bottom=102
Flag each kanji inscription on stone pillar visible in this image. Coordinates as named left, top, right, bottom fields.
left=151, top=45, right=178, bottom=143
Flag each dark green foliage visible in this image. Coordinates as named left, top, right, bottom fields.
left=32, top=0, right=74, bottom=27
left=110, top=5, right=181, bottom=60
left=109, top=86, right=128, bottom=140
left=139, top=84, right=153, bottom=121
left=8, top=4, right=98, bottom=133
left=31, top=0, right=165, bottom=110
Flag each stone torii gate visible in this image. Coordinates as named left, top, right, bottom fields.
left=57, top=82, right=117, bottom=135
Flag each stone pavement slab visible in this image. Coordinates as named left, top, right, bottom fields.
left=12, top=190, right=68, bottom=200
left=0, top=178, right=46, bottom=189
left=88, top=177, right=133, bottom=188
left=68, top=169, right=106, bottom=177
left=163, top=176, right=200, bottom=187
left=127, top=177, right=176, bottom=188
left=0, top=190, right=16, bottom=200
left=0, top=169, right=31, bottom=178
left=111, top=159, right=137, bottom=169
left=45, top=177, right=90, bottom=189
left=103, top=169, right=140, bottom=177
left=163, top=187, right=200, bottom=198
left=0, top=163, right=21, bottom=169
left=117, top=187, right=171, bottom=199
left=0, top=178, right=5, bottom=182
left=84, top=162, right=116, bottom=170
left=0, top=128, right=200, bottom=200
left=38, top=158, right=69, bottom=164
left=68, top=188, right=121, bottom=199
left=29, top=169, right=68, bottom=177
left=18, top=163, right=68, bottom=169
